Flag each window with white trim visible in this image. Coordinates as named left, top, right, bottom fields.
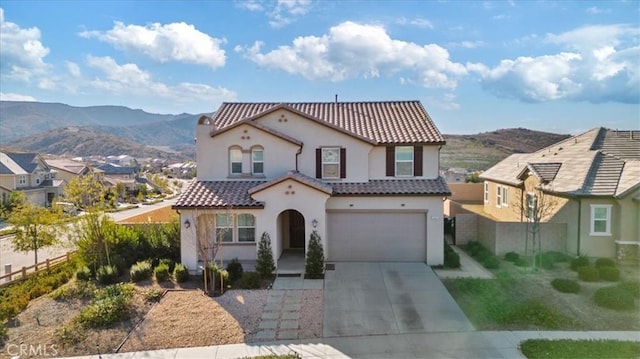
left=590, top=204, right=612, bottom=236
left=216, top=214, right=233, bottom=242
left=252, top=148, right=264, bottom=175
left=322, top=148, right=340, bottom=179
left=484, top=182, right=489, bottom=203
left=229, top=147, right=242, bottom=175
left=501, top=186, right=509, bottom=207
left=238, top=214, right=256, bottom=242
left=18, top=175, right=26, bottom=185
left=395, top=146, right=414, bottom=177
left=496, top=185, right=502, bottom=208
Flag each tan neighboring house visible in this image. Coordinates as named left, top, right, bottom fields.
left=0, top=151, right=64, bottom=207
left=173, top=101, right=450, bottom=273
left=45, top=158, right=92, bottom=183
left=480, top=128, right=640, bottom=259
left=95, top=163, right=138, bottom=191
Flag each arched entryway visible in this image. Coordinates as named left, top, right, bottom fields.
left=277, top=209, right=305, bottom=274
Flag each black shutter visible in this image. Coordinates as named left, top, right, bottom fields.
left=414, top=146, right=423, bottom=176
left=316, top=148, right=322, bottom=178
left=340, top=148, right=346, bottom=179
left=386, top=146, right=395, bottom=177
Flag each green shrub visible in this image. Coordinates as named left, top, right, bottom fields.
left=130, top=260, right=152, bottom=282
left=158, top=258, right=175, bottom=273
left=226, top=258, right=244, bottom=283
left=79, top=283, right=134, bottom=327
left=617, top=281, right=640, bottom=299
left=144, top=289, right=163, bottom=302
left=444, top=249, right=461, bottom=268
left=96, top=265, right=119, bottom=285
left=595, top=258, right=616, bottom=268
left=173, top=264, right=189, bottom=283
left=504, top=252, right=520, bottom=262
left=578, top=266, right=600, bottom=282
left=237, top=272, right=261, bottom=289
left=535, top=252, right=557, bottom=269
left=598, top=266, right=620, bottom=282
left=594, top=286, right=635, bottom=311
left=482, top=257, right=500, bottom=269
left=543, top=251, right=571, bottom=263
left=551, top=278, right=580, bottom=293
left=154, top=262, right=170, bottom=282
left=305, top=231, right=325, bottom=279
left=205, top=263, right=229, bottom=291
left=75, top=266, right=92, bottom=281
left=514, top=258, right=531, bottom=267
left=256, top=232, right=275, bottom=279
left=570, top=256, right=590, bottom=271
left=110, top=255, right=127, bottom=276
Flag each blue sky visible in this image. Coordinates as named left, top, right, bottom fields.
left=0, top=1, right=638, bottom=134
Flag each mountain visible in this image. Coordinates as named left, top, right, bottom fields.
left=441, top=128, right=571, bottom=170
left=0, top=101, right=205, bottom=145
left=5, top=127, right=189, bottom=161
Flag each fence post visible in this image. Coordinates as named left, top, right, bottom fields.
left=4, top=264, right=11, bottom=282
left=21, top=266, right=27, bottom=280
left=46, top=258, right=50, bottom=270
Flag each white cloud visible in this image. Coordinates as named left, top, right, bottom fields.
left=237, top=0, right=312, bottom=28
left=80, top=21, right=226, bottom=69
left=586, top=6, right=610, bottom=14
left=237, top=21, right=469, bottom=89
left=0, top=8, right=50, bottom=81
left=448, top=40, right=485, bottom=49
left=396, top=17, right=434, bottom=29
left=480, top=25, right=639, bottom=104
left=84, top=56, right=236, bottom=103
left=66, top=61, right=81, bottom=78
left=0, top=92, right=36, bottom=101
left=427, top=93, right=460, bottom=110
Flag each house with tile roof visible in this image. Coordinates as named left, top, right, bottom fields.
left=0, top=151, right=64, bottom=207
left=45, top=158, right=92, bottom=183
left=480, top=128, right=640, bottom=259
left=173, top=101, right=450, bottom=273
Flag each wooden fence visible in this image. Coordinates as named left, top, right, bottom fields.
left=0, top=251, right=76, bottom=287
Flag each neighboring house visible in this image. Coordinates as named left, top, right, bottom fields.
left=166, top=162, right=197, bottom=178
left=45, top=158, right=92, bottom=183
left=173, top=101, right=450, bottom=273
left=95, top=163, right=138, bottom=190
left=480, top=128, right=640, bottom=259
left=0, top=151, right=64, bottom=207
left=107, top=155, right=136, bottom=167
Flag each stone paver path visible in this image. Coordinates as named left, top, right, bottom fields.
left=256, top=290, right=303, bottom=340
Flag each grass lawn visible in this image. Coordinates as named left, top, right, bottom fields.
left=520, top=339, right=640, bottom=359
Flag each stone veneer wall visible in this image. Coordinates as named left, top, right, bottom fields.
left=616, top=241, right=640, bottom=261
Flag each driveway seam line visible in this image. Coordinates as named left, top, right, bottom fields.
left=380, top=263, right=401, bottom=334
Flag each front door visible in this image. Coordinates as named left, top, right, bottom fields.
left=289, top=210, right=305, bottom=249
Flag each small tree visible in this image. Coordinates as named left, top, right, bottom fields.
left=7, top=193, right=62, bottom=266
left=256, top=231, right=275, bottom=279
left=305, top=231, right=325, bottom=279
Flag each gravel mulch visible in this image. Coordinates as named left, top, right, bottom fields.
left=119, top=289, right=268, bottom=353
left=300, top=289, right=323, bottom=339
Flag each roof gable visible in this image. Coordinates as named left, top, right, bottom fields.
left=210, top=101, right=445, bottom=145
left=209, top=120, right=303, bottom=146
left=249, top=171, right=333, bottom=195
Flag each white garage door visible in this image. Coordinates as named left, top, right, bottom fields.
left=327, top=211, right=426, bottom=262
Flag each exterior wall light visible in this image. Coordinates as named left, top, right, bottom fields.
left=312, top=219, right=318, bottom=228
left=184, top=219, right=191, bottom=229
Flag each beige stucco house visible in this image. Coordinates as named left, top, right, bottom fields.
left=0, top=151, right=64, bottom=207
left=173, top=101, right=450, bottom=273
left=45, top=158, right=92, bottom=183
left=480, top=128, right=640, bottom=259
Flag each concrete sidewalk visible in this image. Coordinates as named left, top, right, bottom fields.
left=65, top=331, right=640, bottom=359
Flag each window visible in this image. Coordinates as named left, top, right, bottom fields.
left=395, top=146, right=414, bottom=176
left=252, top=148, right=264, bottom=175
left=215, top=214, right=233, bottom=242
left=496, top=186, right=502, bottom=208
left=484, top=182, right=489, bottom=203
left=18, top=176, right=26, bottom=185
left=322, top=148, right=340, bottom=178
left=501, top=186, right=509, bottom=207
left=590, top=204, right=612, bottom=236
left=238, top=214, right=256, bottom=242
left=229, top=148, right=242, bottom=175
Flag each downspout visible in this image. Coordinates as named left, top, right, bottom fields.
left=576, top=198, right=582, bottom=256
left=295, top=143, right=304, bottom=172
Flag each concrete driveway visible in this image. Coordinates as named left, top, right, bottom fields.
left=323, top=262, right=474, bottom=337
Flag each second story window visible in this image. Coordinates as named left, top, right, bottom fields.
left=252, top=148, right=264, bottom=175
left=230, top=148, right=242, bottom=175
left=322, top=148, right=340, bottom=179
left=395, top=146, right=414, bottom=176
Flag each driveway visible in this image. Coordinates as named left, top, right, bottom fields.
left=323, top=262, right=474, bottom=337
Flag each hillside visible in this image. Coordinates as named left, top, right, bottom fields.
left=5, top=127, right=189, bottom=161
left=0, top=101, right=204, bottom=144
left=441, top=128, right=570, bottom=170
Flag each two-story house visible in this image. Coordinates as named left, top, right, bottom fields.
left=480, top=128, right=640, bottom=259
left=45, top=158, right=92, bottom=183
left=173, top=101, right=450, bottom=273
left=95, top=163, right=138, bottom=191
left=0, top=151, right=63, bottom=207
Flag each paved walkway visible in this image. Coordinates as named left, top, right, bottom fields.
left=434, top=245, right=494, bottom=279
left=67, top=331, right=640, bottom=358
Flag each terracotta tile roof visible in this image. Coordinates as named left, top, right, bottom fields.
left=481, top=127, right=640, bottom=198
left=332, top=178, right=450, bottom=196
left=249, top=171, right=333, bottom=195
left=210, top=101, right=444, bottom=144
left=173, top=180, right=266, bottom=209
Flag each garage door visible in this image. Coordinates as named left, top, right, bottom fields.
left=327, top=211, right=426, bottom=262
